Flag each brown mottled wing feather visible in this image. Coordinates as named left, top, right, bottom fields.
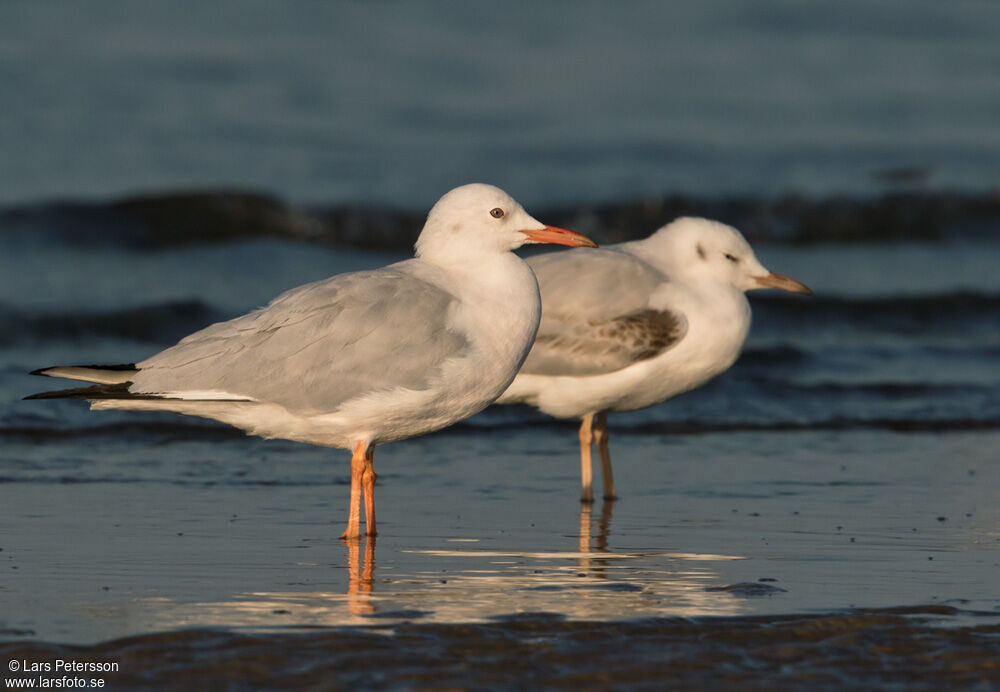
left=518, top=247, right=688, bottom=377
left=521, top=307, right=687, bottom=377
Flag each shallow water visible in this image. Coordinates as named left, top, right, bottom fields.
left=4, top=426, right=1000, bottom=645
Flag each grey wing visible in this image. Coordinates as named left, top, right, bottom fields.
left=520, top=248, right=688, bottom=377
left=529, top=247, right=667, bottom=321
left=131, top=268, right=468, bottom=413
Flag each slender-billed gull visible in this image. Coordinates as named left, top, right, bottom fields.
left=27, top=183, right=597, bottom=538
left=497, top=217, right=810, bottom=501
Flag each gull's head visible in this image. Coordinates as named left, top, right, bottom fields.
left=648, top=217, right=812, bottom=295
left=415, top=183, right=596, bottom=262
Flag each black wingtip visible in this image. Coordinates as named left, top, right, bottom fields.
left=29, top=363, right=138, bottom=377
left=23, top=382, right=136, bottom=401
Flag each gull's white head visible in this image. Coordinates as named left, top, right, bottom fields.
left=415, top=183, right=596, bottom=262
left=645, top=217, right=812, bottom=294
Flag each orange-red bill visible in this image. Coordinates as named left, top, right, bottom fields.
left=522, top=225, right=598, bottom=248
left=755, top=271, right=813, bottom=295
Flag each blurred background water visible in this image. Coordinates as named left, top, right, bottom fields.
left=1, top=0, right=999, bottom=207
left=1, top=1, right=1000, bottom=686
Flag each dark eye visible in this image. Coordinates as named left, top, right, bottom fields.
left=490, top=207, right=505, bottom=219
left=724, top=253, right=739, bottom=263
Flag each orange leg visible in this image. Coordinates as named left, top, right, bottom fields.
left=579, top=414, right=594, bottom=503
left=361, top=445, right=377, bottom=536
left=340, top=441, right=368, bottom=540
left=593, top=411, right=616, bottom=500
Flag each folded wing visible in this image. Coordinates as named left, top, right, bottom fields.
left=130, top=267, right=469, bottom=414
left=520, top=248, right=688, bottom=377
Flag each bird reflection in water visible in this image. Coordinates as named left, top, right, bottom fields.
left=343, top=500, right=617, bottom=616
left=579, top=499, right=615, bottom=574
left=345, top=537, right=376, bottom=615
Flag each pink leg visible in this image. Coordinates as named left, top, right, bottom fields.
left=340, top=441, right=368, bottom=540
left=593, top=411, right=616, bottom=500
left=362, top=445, right=377, bottom=536
left=579, top=414, right=595, bottom=503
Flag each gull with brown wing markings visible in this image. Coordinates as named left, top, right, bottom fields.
left=497, top=217, right=811, bottom=502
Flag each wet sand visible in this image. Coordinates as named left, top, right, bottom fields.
left=4, top=606, right=1000, bottom=690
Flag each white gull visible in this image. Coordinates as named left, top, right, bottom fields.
left=496, top=217, right=811, bottom=501
left=27, top=183, right=597, bottom=538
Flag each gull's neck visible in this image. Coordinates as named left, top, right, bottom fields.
left=403, top=250, right=540, bottom=318
left=407, top=250, right=542, bottom=388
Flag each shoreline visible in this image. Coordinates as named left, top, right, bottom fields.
left=4, top=606, right=1000, bottom=689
